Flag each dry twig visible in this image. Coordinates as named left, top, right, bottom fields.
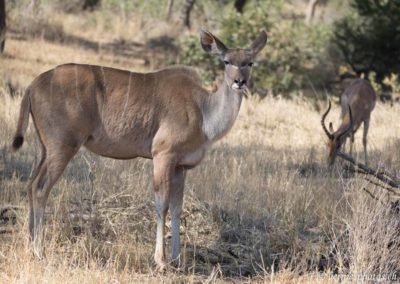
left=337, top=151, right=400, bottom=190
left=337, top=152, right=400, bottom=208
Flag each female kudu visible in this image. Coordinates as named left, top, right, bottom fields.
left=12, top=30, right=267, bottom=270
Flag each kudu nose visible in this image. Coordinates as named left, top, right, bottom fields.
left=234, top=79, right=247, bottom=88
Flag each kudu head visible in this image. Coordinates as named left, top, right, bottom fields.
left=200, top=29, right=267, bottom=91
left=321, top=101, right=353, bottom=165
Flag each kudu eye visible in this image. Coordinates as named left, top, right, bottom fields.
left=248, top=62, right=254, bottom=67
left=223, top=60, right=230, bottom=65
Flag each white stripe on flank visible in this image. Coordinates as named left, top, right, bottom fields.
left=122, top=72, right=132, bottom=118
left=74, top=65, right=84, bottom=111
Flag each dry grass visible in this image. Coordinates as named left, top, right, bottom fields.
left=1, top=8, right=399, bottom=284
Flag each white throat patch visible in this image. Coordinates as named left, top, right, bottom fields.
left=202, top=83, right=243, bottom=142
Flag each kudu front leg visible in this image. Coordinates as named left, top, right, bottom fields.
left=363, top=118, right=370, bottom=165
left=169, top=167, right=185, bottom=266
left=153, top=153, right=177, bottom=271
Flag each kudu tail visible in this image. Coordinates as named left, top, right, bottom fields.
left=12, top=88, right=31, bottom=151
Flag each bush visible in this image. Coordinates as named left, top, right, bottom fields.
left=54, top=0, right=101, bottom=13
left=333, top=0, right=400, bottom=84
left=252, top=21, right=333, bottom=96
left=178, top=34, right=222, bottom=86
left=177, top=0, right=334, bottom=96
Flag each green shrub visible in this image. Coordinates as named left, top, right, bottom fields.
left=333, top=0, right=400, bottom=84
left=177, top=0, right=334, bottom=96
left=254, top=21, right=333, bottom=96
left=178, top=34, right=222, bottom=86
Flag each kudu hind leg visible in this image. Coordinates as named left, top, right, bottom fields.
left=28, top=151, right=46, bottom=240
left=30, top=146, right=78, bottom=258
left=342, top=137, right=347, bottom=154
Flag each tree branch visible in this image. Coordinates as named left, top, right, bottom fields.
left=337, top=151, right=400, bottom=190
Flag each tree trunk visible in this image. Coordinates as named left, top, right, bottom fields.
left=305, top=0, right=319, bottom=24
left=29, top=0, right=40, bottom=12
left=181, top=0, right=196, bottom=29
left=166, top=0, right=174, bottom=21
left=0, top=0, right=5, bottom=53
left=83, top=0, right=101, bottom=11
left=234, top=0, right=247, bottom=13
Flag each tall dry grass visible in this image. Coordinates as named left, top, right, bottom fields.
left=0, top=8, right=399, bottom=283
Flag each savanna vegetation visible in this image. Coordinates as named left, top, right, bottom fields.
left=0, top=0, right=399, bottom=282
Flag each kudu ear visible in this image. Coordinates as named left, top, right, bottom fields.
left=250, top=31, right=268, bottom=55
left=200, top=29, right=228, bottom=56
left=329, top=122, right=334, bottom=133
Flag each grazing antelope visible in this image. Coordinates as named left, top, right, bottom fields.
left=11, top=30, right=267, bottom=270
left=321, top=78, right=376, bottom=165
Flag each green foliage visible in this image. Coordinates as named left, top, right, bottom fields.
left=178, top=0, right=334, bottom=96
left=219, top=0, right=277, bottom=48
left=178, top=34, right=222, bottom=85
left=253, top=21, right=333, bottom=95
left=333, top=0, right=400, bottom=83
left=221, top=0, right=334, bottom=95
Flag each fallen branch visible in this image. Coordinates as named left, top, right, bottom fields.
left=362, top=187, right=385, bottom=205
left=344, top=166, right=400, bottom=197
left=361, top=176, right=400, bottom=197
left=337, top=152, right=400, bottom=190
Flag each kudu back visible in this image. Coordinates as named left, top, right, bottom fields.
left=321, top=78, right=376, bottom=165
left=12, top=29, right=267, bottom=270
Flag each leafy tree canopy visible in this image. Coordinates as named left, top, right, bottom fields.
left=333, top=0, right=400, bottom=83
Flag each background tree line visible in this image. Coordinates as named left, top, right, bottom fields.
left=1, top=0, right=399, bottom=97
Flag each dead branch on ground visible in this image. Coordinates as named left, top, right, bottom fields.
left=337, top=151, right=400, bottom=205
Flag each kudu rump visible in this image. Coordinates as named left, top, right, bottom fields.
left=321, top=78, right=376, bottom=165
left=12, top=30, right=267, bottom=270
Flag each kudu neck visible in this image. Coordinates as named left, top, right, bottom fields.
left=202, top=77, right=244, bottom=142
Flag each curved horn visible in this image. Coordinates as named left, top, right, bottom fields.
left=337, top=105, right=354, bottom=141
left=321, top=101, right=334, bottom=140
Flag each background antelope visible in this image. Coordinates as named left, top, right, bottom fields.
left=321, top=78, right=376, bottom=165
left=11, top=29, right=267, bottom=270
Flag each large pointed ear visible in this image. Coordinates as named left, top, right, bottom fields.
left=200, top=29, right=228, bottom=56
left=329, top=122, right=334, bottom=133
left=250, top=31, right=267, bottom=55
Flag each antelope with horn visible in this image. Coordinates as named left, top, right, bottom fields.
left=11, top=29, right=267, bottom=270
left=321, top=78, right=376, bottom=165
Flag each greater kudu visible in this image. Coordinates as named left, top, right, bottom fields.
left=12, top=29, right=267, bottom=270
left=321, top=78, right=376, bottom=165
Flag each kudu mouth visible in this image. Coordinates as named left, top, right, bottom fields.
left=231, top=79, right=247, bottom=90
left=322, top=101, right=354, bottom=166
